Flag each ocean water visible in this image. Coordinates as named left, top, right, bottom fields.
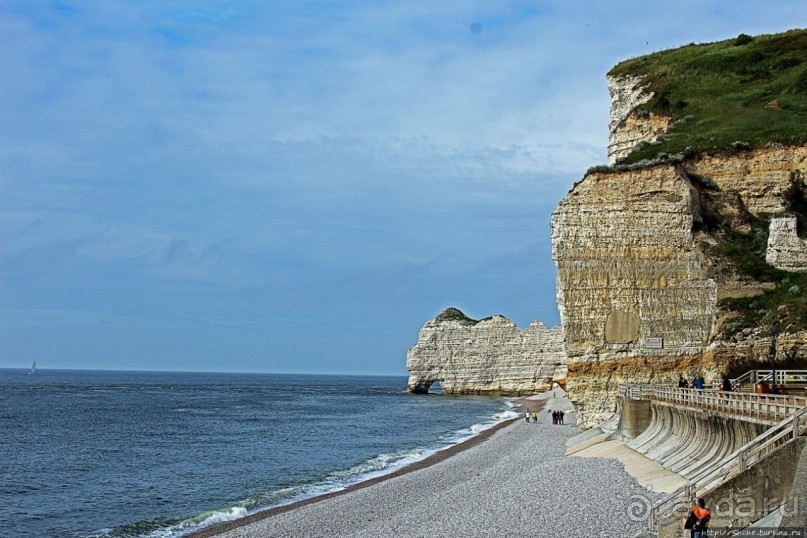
left=0, top=369, right=517, bottom=538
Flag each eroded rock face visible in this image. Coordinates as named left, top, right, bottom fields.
left=685, top=146, right=807, bottom=215
left=766, top=217, right=807, bottom=272
left=551, top=165, right=718, bottom=428
left=607, top=75, right=670, bottom=165
left=406, top=309, right=566, bottom=396
left=559, top=72, right=807, bottom=428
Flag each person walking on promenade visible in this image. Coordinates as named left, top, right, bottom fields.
left=531, top=411, right=538, bottom=423
left=559, top=410, right=565, bottom=425
left=684, top=497, right=711, bottom=538
left=678, top=374, right=688, bottom=388
left=525, top=410, right=530, bottom=423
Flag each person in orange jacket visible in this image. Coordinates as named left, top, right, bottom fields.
left=684, top=497, right=711, bottom=538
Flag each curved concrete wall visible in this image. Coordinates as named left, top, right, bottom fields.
left=624, top=401, right=766, bottom=480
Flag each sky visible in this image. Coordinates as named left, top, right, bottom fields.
left=1, top=1, right=804, bottom=375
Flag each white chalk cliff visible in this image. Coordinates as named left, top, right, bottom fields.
left=406, top=308, right=566, bottom=395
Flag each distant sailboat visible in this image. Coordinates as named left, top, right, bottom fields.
left=28, top=361, right=37, bottom=375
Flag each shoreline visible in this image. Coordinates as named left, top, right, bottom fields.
left=186, top=396, right=545, bottom=538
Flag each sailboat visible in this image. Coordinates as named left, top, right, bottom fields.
left=28, top=361, right=37, bottom=375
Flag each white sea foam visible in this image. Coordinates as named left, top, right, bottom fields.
left=160, top=402, right=518, bottom=537
left=243, top=405, right=519, bottom=516
left=147, top=506, right=248, bottom=538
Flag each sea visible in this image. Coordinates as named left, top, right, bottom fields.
left=0, top=369, right=518, bottom=538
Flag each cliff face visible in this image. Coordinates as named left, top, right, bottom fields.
left=553, top=76, right=807, bottom=428
left=406, top=308, right=566, bottom=396
left=685, top=146, right=807, bottom=215
left=551, top=164, right=719, bottom=427
left=406, top=37, right=806, bottom=428
left=607, top=75, right=670, bottom=165
left=767, top=217, right=807, bottom=272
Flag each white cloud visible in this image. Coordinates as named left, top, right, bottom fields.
left=1, top=0, right=804, bottom=371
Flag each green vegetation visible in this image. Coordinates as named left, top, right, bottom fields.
left=609, top=29, right=807, bottom=165
left=705, top=175, right=807, bottom=336
left=435, top=307, right=478, bottom=324
left=785, top=171, right=807, bottom=236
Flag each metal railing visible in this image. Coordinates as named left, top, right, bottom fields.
left=619, top=384, right=807, bottom=423
left=646, top=406, right=807, bottom=531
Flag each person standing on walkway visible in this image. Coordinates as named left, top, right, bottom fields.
left=525, top=410, right=530, bottom=423
left=684, top=497, right=711, bottom=538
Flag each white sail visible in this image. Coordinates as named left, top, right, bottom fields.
left=29, top=361, right=37, bottom=375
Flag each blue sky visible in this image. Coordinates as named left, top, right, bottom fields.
left=1, top=2, right=804, bottom=375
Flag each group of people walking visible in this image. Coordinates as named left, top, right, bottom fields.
left=523, top=409, right=566, bottom=424
left=678, top=374, right=706, bottom=389
left=678, top=374, right=735, bottom=393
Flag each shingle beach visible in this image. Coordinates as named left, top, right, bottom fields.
left=192, top=390, right=660, bottom=538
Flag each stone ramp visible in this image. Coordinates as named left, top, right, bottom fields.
left=626, top=402, right=765, bottom=479
left=566, top=433, right=687, bottom=495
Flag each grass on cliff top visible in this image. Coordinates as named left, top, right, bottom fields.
left=435, top=307, right=478, bottom=324
left=609, top=29, right=807, bottom=165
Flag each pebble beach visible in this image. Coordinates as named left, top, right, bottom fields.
left=193, top=390, right=661, bottom=538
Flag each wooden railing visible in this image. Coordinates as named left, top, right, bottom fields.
left=732, top=369, right=807, bottom=390
left=646, top=406, right=807, bottom=531
left=619, top=384, right=807, bottom=423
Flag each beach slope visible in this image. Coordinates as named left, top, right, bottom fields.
left=196, top=392, right=658, bottom=538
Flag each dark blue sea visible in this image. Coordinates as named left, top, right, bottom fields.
left=0, top=369, right=517, bottom=538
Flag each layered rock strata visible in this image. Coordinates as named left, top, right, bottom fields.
left=551, top=165, right=720, bottom=427
left=685, top=146, right=807, bottom=215
left=406, top=308, right=566, bottom=395
left=553, top=147, right=807, bottom=428
left=767, top=216, right=807, bottom=272
left=607, top=74, right=670, bottom=165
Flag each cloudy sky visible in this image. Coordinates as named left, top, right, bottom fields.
left=1, top=1, right=803, bottom=375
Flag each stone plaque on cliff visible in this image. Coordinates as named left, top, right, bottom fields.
left=604, top=309, right=641, bottom=343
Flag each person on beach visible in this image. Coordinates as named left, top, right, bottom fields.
left=531, top=411, right=538, bottom=423
left=559, top=410, right=565, bottom=425
left=525, top=411, right=530, bottom=423
left=684, top=497, right=711, bottom=538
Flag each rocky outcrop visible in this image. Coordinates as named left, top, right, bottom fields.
left=552, top=147, right=807, bottom=428
left=685, top=146, right=807, bottom=215
left=406, top=308, right=566, bottom=396
left=607, top=75, right=670, bottom=165
left=551, top=164, right=720, bottom=427
left=554, top=59, right=807, bottom=429
left=767, top=217, right=807, bottom=272
left=407, top=43, right=807, bottom=431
